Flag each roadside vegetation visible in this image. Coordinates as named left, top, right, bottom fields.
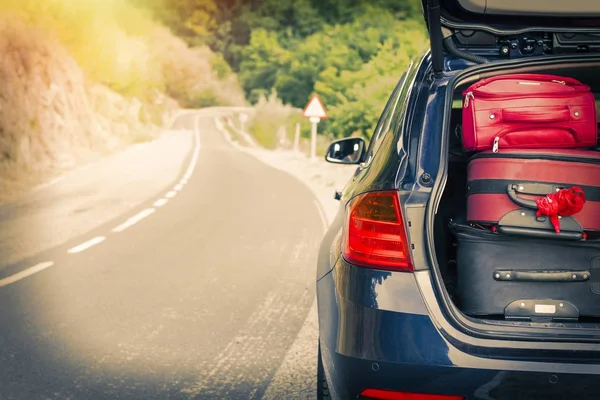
left=0, top=0, right=245, bottom=107
left=240, top=93, right=330, bottom=156
left=140, top=0, right=429, bottom=140
left=1, top=0, right=428, bottom=201
left=0, top=0, right=245, bottom=202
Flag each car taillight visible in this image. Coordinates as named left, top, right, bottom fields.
left=342, top=191, right=413, bottom=272
left=360, top=388, right=465, bottom=400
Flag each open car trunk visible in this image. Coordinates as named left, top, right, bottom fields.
left=431, top=56, right=600, bottom=339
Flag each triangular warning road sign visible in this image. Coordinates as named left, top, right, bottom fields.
left=303, top=95, right=328, bottom=119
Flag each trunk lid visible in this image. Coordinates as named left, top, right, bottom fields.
left=424, top=0, right=600, bottom=34
left=422, top=0, right=600, bottom=75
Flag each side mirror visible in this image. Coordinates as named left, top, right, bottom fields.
left=325, top=137, right=366, bottom=165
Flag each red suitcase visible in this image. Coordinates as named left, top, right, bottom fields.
left=466, top=149, right=600, bottom=238
left=462, top=74, right=598, bottom=152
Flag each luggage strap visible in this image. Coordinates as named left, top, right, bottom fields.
left=467, top=179, right=600, bottom=202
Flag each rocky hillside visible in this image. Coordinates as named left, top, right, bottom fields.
left=0, top=2, right=245, bottom=203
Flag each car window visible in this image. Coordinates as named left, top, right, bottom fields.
left=365, top=72, right=409, bottom=162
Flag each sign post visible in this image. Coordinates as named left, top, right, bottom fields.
left=238, top=112, right=248, bottom=132
left=302, top=95, right=328, bottom=161
left=309, top=117, right=320, bottom=160
left=293, top=123, right=301, bottom=153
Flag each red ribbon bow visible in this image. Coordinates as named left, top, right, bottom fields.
left=535, top=186, right=586, bottom=233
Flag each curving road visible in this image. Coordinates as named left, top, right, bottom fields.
left=0, top=111, right=325, bottom=399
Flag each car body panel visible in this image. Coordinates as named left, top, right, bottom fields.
left=316, top=47, right=600, bottom=398
left=318, top=263, right=600, bottom=399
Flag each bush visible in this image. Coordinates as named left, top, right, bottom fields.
left=0, top=0, right=246, bottom=107
left=246, top=91, right=332, bottom=156
left=151, top=28, right=245, bottom=108
left=246, top=92, right=290, bottom=149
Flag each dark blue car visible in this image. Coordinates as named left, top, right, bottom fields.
left=316, top=1, right=600, bottom=399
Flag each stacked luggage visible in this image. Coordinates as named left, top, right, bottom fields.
left=451, top=73, right=600, bottom=320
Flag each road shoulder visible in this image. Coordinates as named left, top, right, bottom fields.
left=215, top=115, right=356, bottom=399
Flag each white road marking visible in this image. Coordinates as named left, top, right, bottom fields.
left=0, top=114, right=203, bottom=289
left=67, top=236, right=106, bottom=254
left=181, top=116, right=202, bottom=181
left=0, top=262, right=55, bottom=288
left=115, top=115, right=200, bottom=232
left=153, top=198, right=168, bottom=207
left=112, top=208, right=156, bottom=233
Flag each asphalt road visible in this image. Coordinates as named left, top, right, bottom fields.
left=0, top=111, right=325, bottom=399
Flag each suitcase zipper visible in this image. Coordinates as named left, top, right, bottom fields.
left=465, top=80, right=573, bottom=106
left=466, top=74, right=586, bottom=93
left=492, top=137, right=500, bottom=153
left=471, top=152, right=600, bottom=164
left=468, top=81, right=584, bottom=100
left=490, top=113, right=576, bottom=153
left=492, top=131, right=512, bottom=153
left=464, top=92, right=474, bottom=108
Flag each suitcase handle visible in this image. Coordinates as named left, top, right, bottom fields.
left=506, top=184, right=539, bottom=209
left=509, top=182, right=565, bottom=196
left=493, top=269, right=590, bottom=282
left=497, top=226, right=583, bottom=240
left=502, top=107, right=571, bottom=123
left=498, top=183, right=583, bottom=240
left=506, top=182, right=571, bottom=208
left=491, top=126, right=578, bottom=152
left=504, top=183, right=585, bottom=240
left=494, top=125, right=577, bottom=141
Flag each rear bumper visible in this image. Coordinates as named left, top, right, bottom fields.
left=317, top=259, right=600, bottom=399
left=321, top=349, right=600, bottom=400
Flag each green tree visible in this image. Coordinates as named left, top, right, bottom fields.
left=326, top=23, right=428, bottom=139
left=238, top=28, right=288, bottom=103
left=134, top=0, right=428, bottom=138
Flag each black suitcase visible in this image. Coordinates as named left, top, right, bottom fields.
left=449, top=216, right=600, bottom=320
